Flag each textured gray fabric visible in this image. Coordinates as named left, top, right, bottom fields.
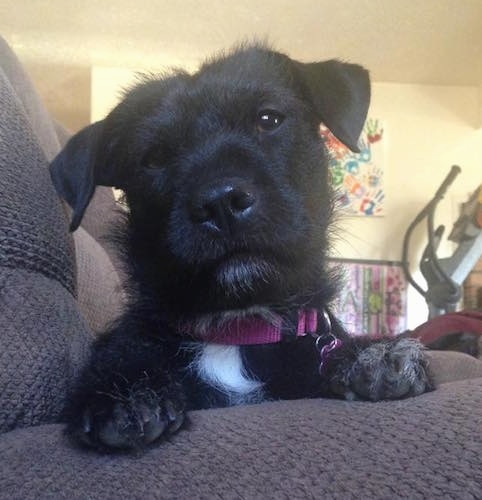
left=79, top=187, right=128, bottom=282
left=426, top=349, right=482, bottom=384
left=0, top=267, right=91, bottom=433
left=0, top=37, right=93, bottom=432
left=0, top=37, right=60, bottom=162
left=81, top=187, right=123, bottom=248
left=0, top=66, right=76, bottom=295
left=0, top=378, right=481, bottom=499
left=74, top=227, right=124, bottom=334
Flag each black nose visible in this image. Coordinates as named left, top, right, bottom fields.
left=190, top=182, right=257, bottom=233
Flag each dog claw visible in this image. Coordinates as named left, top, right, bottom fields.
left=72, top=390, right=186, bottom=450
left=141, top=414, right=169, bottom=444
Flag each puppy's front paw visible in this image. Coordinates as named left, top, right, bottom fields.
left=69, top=384, right=186, bottom=451
left=348, top=338, right=433, bottom=401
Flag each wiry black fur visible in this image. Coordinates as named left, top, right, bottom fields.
left=51, top=44, right=433, bottom=452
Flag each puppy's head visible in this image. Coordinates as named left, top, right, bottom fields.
left=51, top=44, right=370, bottom=315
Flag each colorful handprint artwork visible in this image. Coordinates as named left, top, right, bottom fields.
left=321, top=118, right=385, bottom=216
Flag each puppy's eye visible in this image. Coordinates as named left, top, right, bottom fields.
left=142, top=160, right=163, bottom=174
left=256, top=110, right=285, bottom=132
left=142, top=147, right=169, bottom=171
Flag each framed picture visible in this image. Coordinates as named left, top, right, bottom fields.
left=329, top=258, right=407, bottom=337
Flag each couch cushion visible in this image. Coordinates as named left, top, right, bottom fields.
left=0, top=268, right=91, bottom=433
left=0, top=64, right=75, bottom=295
left=0, top=377, right=480, bottom=498
left=0, top=36, right=61, bottom=162
left=426, top=349, right=482, bottom=384
left=74, top=227, right=125, bottom=334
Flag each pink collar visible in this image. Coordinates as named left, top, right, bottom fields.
left=185, top=308, right=343, bottom=373
left=203, top=309, right=321, bottom=345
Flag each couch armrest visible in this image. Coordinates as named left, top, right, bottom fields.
left=0, top=37, right=91, bottom=432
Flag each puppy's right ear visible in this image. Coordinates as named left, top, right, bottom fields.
left=50, top=121, right=115, bottom=231
left=295, top=60, right=370, bottom=152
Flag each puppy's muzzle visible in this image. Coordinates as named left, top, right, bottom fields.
left=190, top=180, right=257, bottom=235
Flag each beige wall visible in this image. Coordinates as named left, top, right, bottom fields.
left=91, top=64, right=197, bottom=122
left=91, top=67, right=482, bottom=328
left=335, top=82, right=481, bottom=327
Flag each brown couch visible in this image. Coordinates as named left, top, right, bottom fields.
left=1, top=36, right=481, bottom=499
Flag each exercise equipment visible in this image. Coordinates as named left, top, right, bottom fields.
left=402, top=165, right=482, bottom=319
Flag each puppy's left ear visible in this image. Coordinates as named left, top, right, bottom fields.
left=50, top=120, right=122, bottom=231
left=296, top=60, right=370, bottom=152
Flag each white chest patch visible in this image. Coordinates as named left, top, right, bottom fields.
left=189, top=344, right=264, bottom=405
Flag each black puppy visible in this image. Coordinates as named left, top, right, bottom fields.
left=51, top=44, right=432, bottom=451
